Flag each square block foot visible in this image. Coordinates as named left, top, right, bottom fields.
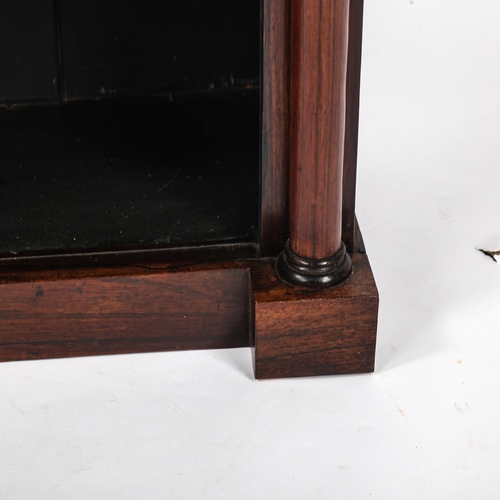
left=251, top=252, right=378, bottom=380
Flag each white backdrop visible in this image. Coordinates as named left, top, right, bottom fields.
left=2, top=1, right=500, bottom=498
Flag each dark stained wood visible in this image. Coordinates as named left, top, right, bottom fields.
left=288, top=0, right=350, bottom=259
left=0, top=267, right=251, bottom=362
left=253, top=252, right=378, bottom=379
left=254, top=249, right=375, bottom=303
left=342, top=0, right=365, bottom=252
left=0, top=3, right=378, bottom=379
left=0, top=239, right=377, bottom=379
left=0, top=243, right=259, bottom=270
left=275, top=0, right=352, bottom=288
left=260, top=0, right=290, bottom=256
left=0, top=259, right=247, bottom=284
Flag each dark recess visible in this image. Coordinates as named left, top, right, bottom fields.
left=1, top=0, right=260, bottom=104
left=0, top=0, right=59, bottom=104
left=0, top=1, right=261, bottom=257
left=58, top=0, right=260, bottom=100
left=0, top=89, right=260, bottom=255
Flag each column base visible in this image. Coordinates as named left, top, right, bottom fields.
left=276, top=240, right=352, bottom=288
left=253, top=250, right=378, bottom=380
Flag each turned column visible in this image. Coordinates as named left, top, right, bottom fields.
left=277, top=0, right=352, bottom=287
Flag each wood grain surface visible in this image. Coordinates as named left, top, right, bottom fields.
left=253, top=252, right=378, bottom=379
left=289, top=0, right=350, bottom=259
left=0, top=267, right=251, bottom=362
left=0, top=249, right=377, bottom=380
left=0, top=1, right=377, bottom=378
left=260, top=0, right=290, bottom=256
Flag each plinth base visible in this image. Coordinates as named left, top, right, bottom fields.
left=0, top=235, right=378, bottom=380
left=252, top=251, right=378, bottom=379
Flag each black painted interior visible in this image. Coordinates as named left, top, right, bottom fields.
left=0, top=89, right=259, bottom=256
left=1, top=0, right=260, bottom=104
left=0, top=0, right=59, bottom=103
left=0, top=2, right=260, bottom=256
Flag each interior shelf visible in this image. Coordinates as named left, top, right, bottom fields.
left=0, top=88, right=260, bottom=257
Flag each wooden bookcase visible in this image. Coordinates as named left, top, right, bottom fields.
left=0, top=0, right=378, bottom=379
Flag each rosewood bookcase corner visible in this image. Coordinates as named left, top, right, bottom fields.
left=0, top=0, right=378, bottom=380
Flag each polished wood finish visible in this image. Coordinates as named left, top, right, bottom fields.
left=288, top=0, right=349, bottom=259
left=0, top=265, right=251, bottom=362
left=253, top=253, right=378, bottom=379
left=342, top=0, right=364, bottom=252
left=0, top=243, right=259, bottom=270
left=276, top=0, right=352, bottom=287
left=0, top=2, right=378, bottom=379
left=260, top=0, right=290, bottom=256
left=0, top=250, right=377, bottom=380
